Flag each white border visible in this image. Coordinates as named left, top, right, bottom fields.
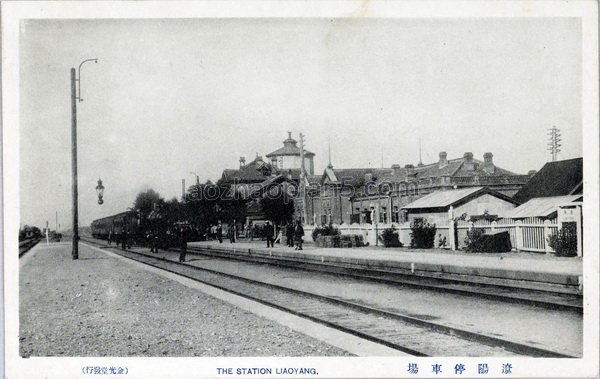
left=3, top=1, right=599, bottom=378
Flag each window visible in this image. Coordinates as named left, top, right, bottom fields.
left=381, top=207, right=388, bottom=224
left=365, top=208, right=373, bottom=224
left=392, top=206, right=399, bottom=223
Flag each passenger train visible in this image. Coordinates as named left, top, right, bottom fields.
left=90, top=211, right=138, bottom=240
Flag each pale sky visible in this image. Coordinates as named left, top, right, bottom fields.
left=20, top=18, right=582, bottom=229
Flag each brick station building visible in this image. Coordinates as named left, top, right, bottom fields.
left=306, top=152, right=532, bottom=226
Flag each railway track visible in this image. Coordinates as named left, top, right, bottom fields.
left=185, top=245, right=583, bottom=312
left=83, top=238, right=576, bottom=357
left=19, top=238, right=40, bottom=257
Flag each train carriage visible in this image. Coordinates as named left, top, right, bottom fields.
left=91, top=211, right=138, bottom=240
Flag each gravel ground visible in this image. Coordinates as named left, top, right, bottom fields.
left=19, top=243, right=352, bottom=357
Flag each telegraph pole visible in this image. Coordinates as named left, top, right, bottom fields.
left=547, top=126, right=562, bottom=162
left=299, top=133, right=308, bottom=224
left=71, top=58, right=98, bottom=260
left=71, top=67, right=79, bottom=259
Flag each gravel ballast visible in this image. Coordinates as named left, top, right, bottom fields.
left=19, top=243, right=352, bottom=357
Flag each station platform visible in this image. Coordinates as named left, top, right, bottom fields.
left=188, top=240, right=583, bottom=294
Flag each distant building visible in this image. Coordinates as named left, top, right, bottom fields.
left=512, top=157, right=583, bottom=204
left=266, top=132, right=315, bottom=175
left=306, top=151, right=531, bottom=226
left=220, top=154, right=274, bottom=185
left=218, top=132, right=313, bottom=226
left=220, top=132, right=314, bottom=185
left=401, top=186, right=519, bottom=226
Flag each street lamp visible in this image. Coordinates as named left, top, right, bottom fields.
left=71, top=58, right=99, bottom=260
left=95, top=178, right=105, bottom=205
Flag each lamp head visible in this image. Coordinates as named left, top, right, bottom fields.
left=95, top=178, right=105, bottom=205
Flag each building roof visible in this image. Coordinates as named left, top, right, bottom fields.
left=266, top=145, right=315, bottom=157
left=220, top=156, right=273, bottom=184
left=503, top=195, right=583, bottom=219
left=376, top=156, right=518, bottom=184
left=266, top=132, right=315, bottom=157
left=246, top=174, right=296, bottom=200
left=401, top=187, right=518, bottom=210
left=323, top=167, right=392, bottom=187
left=512, top=158, right=583, bottom=203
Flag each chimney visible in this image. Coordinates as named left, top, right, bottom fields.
left=405, top=164, right=415, bottom=178
left=463, top=152, right=475, bottom=171
left=528, top=170, right=537, bottom=176
left=482, top=152, right=495, bottom=174
left=391, top=164, right=401, bottom=176
left=438, top=151, right=448, bottom=168
left=255, top=153, right=263, bottom=163
left=239, top=156, right=246, bottom=168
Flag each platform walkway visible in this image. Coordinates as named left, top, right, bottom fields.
left=188, top=240, right=583, bottom=291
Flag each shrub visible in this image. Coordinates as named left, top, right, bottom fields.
left=464, top=228, right=486, bottom=252
left=332, top=234, right=341, bottom=247
left=312, top=224, right=340, bottom=241
left=379, top=226, right=403, bottom=247
left=469, top=210, right=499, bottom=223
left=410, top=219, right=437, bottom=248
left=547, top=223, right=578, bottom=257
left=311, top=227, right=321, bottom=242
left=355, top=235, right=365, bottom=247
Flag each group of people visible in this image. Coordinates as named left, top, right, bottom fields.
left=210, top=222, right=236, bottom=244
left=106, top=229, right=131, bottom=250
left=145, top=227, right=189, bottom=262
left=105, top=219, right=305, bottom=263
left=263, top=220, right=304, bottom=250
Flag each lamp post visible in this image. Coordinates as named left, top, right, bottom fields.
left=95, top=178, right=105, bottom=205
left=71, top=58, right=98, bottom=260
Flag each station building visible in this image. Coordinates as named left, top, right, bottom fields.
left=305, top=152, right=532, bottom=226
left=218, top=132, right=312, bottom=226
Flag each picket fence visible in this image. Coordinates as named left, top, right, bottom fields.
left=305, top=216, right=560, bottom=253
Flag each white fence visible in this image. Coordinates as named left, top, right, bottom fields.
left=454, top=217, right=559, bottom=253
left=304, top=216, right=564, bottom=254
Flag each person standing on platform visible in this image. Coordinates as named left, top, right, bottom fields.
left=121, top=228, right=128, bottom=249
left=265, top=221, right=274, bottom=248
left=286, top=222, right=294, bottom=247
left=217, top=222, right=223, bottom=243
left=229, top=222, right=236, bottom=243
left=178, top=228, right=188, bottom=262
left=107, top=229, right=112, bottom=245
left=150, top=229, right=159, bottom=253
left=294, top=220, right=304, bottom=250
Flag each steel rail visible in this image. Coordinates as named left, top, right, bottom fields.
left=186, top=245, right=583, bottom=312
left=82, top=238, right=578, bottom=358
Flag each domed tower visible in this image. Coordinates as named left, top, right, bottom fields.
left=266, top=132, right=315, bottom=175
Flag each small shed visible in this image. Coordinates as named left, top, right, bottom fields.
left=503, top=195, right=583, bottom=219
left=401, top=187, right=519, bottom=225
left=503, top=195, right=583, bottom=256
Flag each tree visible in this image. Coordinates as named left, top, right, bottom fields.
left=184, top=181, right=225, bottom=229
left=161, top=197, right=184, bottom=225
left=133, top=189, right=162, bottom=214
left=259, top=185, right=295, bottom=226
